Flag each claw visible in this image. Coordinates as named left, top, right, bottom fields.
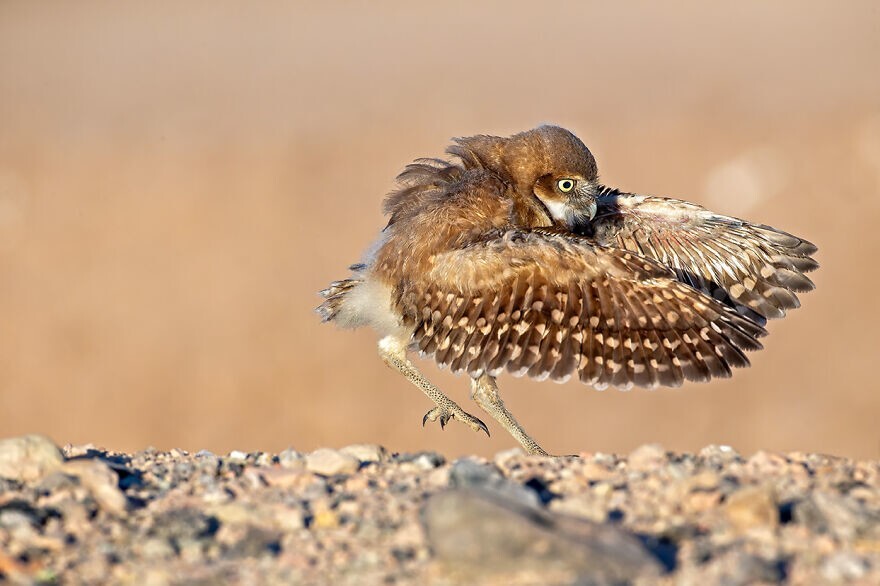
left=421, top=406, right=489, bottom=437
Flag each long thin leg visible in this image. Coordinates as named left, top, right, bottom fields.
left=470, top=374, right=549, bottom=456
left=378, top=336, right=489, bottom=436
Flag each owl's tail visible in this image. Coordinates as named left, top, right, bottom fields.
left=316, top=277, right=363, bottom=323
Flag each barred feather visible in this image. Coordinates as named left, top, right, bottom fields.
left=580, top=187, right=818, bottom=324
left=405, top=230, right=765, bottom=390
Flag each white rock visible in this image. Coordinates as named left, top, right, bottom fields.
left=627, top=444, right=667, bottom=472
left=340, top=444, right=386, bottom=464
left=305, top=449, right=360, bottom=476
left=0, top=434, right=64, bottom=482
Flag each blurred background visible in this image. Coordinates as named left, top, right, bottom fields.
left=1, top=1, right=878, bottom=459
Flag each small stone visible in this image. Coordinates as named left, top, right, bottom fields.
left=311, top=509, right=340, bottom=530
left=627, top=443, right=667, bottom=472
left=593, top=482, right=613, bottom=498
left=745, top=451, right=789, bottom=477
left=794, top=491, right=877, bottom=540
left=305, top=449, right=360, bottom=476
left=140, top=537, right=175, bottom=560
left=820, top=551, right=870, bottom=581
left=0, top=434, right=64, bottom=482
left=698, top=444, right=741, bottom=464
left=492, top=447, right=525, bottom=470
left=549, top=495, right=606, bottom=523
left=688, top=470, right=722, bottom=492
left=260, top=467, right=310, bottom=489
left=579, top=460, right=614, bottom=481
left=255, top=453, right=275, bottom=466
left=717, top=551, right=786, bottom=584
left=278, top=448, right=304, bottom=469
left=685, top=490, right=722, bottom=514
left=225, top=526, right=282, bottom=558
left=409, top=451, right=445, bottom=469
left=723, top=485, right=778, bottom=532
left=339, top=444, right=386, bottom=464
left=227, top=450, right=248, bottom=462
left=62, top=459, right=129, bottom=516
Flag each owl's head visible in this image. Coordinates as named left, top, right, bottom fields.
left=450, top=125, right=599, bottom=228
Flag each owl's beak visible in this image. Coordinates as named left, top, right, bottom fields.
left=561, top=184, right=597, bottom=233
left=584, top=198, right=598, bottom=221
left=575, top=183, right=598, bottom=220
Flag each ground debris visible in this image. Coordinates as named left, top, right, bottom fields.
left=0, top=436, right=876, bottom=584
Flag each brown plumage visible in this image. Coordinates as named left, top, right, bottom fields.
left=318, top=126, right=817, bottom=455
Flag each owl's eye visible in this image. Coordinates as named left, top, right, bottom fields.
left=557, top=178, right=575, bottom=193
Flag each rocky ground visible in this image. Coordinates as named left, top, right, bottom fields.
left=0, top=435, right=879, bottom=585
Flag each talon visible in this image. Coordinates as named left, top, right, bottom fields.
left=421, top=405, right=489, bottom=437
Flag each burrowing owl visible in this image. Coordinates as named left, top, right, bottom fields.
left=318, top=126, right=817, bottom=455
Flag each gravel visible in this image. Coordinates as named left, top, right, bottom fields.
left=0, top=435, right=878, bottom=585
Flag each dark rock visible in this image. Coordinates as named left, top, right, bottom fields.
left=148, top=508, right=220, bottom=554
left=225, top=526, right=282, bottom=558
left=794, top=491, right=880, bottom=540
left=422, top=488, right=660, bottom=585
left=714, top=552, right=787, bottom=586
left=449, top=458, right=539, bottom=508
left=394, top=451, right=446, bottom=468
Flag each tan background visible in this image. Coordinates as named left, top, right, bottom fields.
left=1, top=2, right=878, bottom=459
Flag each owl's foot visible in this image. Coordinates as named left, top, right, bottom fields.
left=423, top=405, right=490, bottom=436
left=471, top=375, right=551, bottom=456
left=378, top=336, right=491, bottom=440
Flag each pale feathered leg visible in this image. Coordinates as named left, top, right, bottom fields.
left=470, top=375, right=549, bottom=456
left=378, top=336, right=489, bottom=436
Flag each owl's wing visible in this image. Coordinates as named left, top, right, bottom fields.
left=579, top=187, right=818, bottom=324
left=401, top=229, right=766, bottom=390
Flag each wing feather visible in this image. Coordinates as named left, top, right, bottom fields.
left=582, top=188, right=818, bottom=323
left=402, top=229, right=765, bottom=390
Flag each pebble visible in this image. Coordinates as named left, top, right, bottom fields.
left=746, top=450, right=790, bottom=476
left=579, top=460, right=615, bottom=481
left=0, top=442, right=877, bottom=584
left=259, top=466, right=310, bottom=489
left=277, top=448, right=304, bottom=468
left=305, top=448, right=360, bottom=476
left=340, top=444, right=386, bottom=464
left=795, top=491, right=876, bottom=540
left=821, top=551, right=870, bottom=581
left=723, top=485, right=779, bottom=532
left=62, top=459, right=128, bottom=516
left=0, top=434, right=64, bottom=482
left=627, top=443, right=667, bottom=472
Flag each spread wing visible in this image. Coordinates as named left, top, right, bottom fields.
left=578, top=187, right=818, bottom=324
left=400, top=230, right=766, bottom=390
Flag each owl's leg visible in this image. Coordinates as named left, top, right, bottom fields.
left=470, top=375, right=550, bottom=456
left=378, top=336, right=489, bottom=436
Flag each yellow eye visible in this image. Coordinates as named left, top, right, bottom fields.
left=557, top=178, right=575, bottom=193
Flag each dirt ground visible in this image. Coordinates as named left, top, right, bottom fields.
left=0, top=2, right=878, bottom=459
left=1, top=436, right=879, bottom=585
